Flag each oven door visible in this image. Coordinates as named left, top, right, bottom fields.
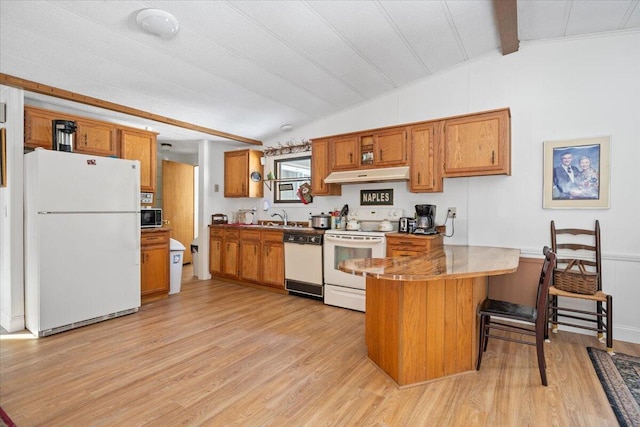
left=323, top=234, right=385, bottom=290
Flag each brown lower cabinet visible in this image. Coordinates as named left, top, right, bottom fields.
left=261, top=231, right=285, bottom=288
left=141, top=229, right=170, bottom=302
left=386, top=233, right=443, bottom=257
left=209, top=226, right=284, bottom=290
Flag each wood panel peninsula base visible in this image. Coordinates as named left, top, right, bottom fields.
left=339, top=245, right=520, bottom=387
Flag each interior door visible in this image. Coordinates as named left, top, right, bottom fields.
left=162, top=160, right=194, bottom=264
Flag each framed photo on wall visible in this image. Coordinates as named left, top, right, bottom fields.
left=543, top=136, right=610, bottom=209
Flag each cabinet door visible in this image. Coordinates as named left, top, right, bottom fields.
left=224, top=151, right=249, bottom=197
left=209, top=236, right=223, bottom=275
left=410, top=123, right=443, bottom=192
left=121, top=129, right=157, bottom=192
left=75, top=120, right=117, bottom=156
left=24, top=107, right=57, bottom=149
left=443, top=109, right=511, bottom=177
left=374, top=128, right=407, bottom=166
left=223, top=239, right=239, bottom=279
left=311, top=139, right=341, bottom=196
left=330, top=135, right=359, bottom=170
left=240, top=239, right=261, bottom=283
left=141, top=246, right=169, bottom=296
left=141, top=231, right=170, bottom=300
left=261, top=231, right=284, bottom=289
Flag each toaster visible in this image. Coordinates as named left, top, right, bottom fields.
left=211, top=213, right=228, bottom=224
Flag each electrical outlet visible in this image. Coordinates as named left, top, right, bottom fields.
left=447, top=207, right=457, bottom=219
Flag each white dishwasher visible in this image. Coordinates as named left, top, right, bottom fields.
left=284, top=230, right=324, bottom=299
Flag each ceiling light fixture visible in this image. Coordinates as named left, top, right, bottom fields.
left=136, top=9, right=180, bottom=38
left=281, top=124, right=293, bottom=132
left=160, top=143, right=172, bottom=152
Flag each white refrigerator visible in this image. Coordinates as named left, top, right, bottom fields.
left=24, top=149, right=141, bottom=337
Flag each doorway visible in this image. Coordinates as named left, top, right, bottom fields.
left=162, top=160, right=195, bottom=264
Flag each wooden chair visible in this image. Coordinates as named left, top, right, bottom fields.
left=476, top=246, right=556, bottom=386
left=546, top=220, right=613, bottom=353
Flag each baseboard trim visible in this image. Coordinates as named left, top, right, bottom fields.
left=0, top=312, right=25, bottom=333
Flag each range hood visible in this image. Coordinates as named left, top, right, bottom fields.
left=323, top=166, right=410, bottom=184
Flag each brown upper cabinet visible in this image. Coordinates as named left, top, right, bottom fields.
left=24, top=106, right=158, bottom=192
left=224, top=149, right=264, bottom=198
left=330, top=135, right=359, bottom=171
left=25, top=106, right=117, bottom=156
left=24, top=106, right=56, bottom=150
left=443, top=108, right=511, bottom=177
left=311, top=139, right=341, bottom=196
left=75, top=119, right=117, bottom=157
left=361, top=128, right=408, bottom=168
left=409, top=122, right=443, bottom=192
left=120, top=128, right=158, bottom=193
left=330, top=129, right=408, bottom=171
left=311, top=107, right=510, bottom=195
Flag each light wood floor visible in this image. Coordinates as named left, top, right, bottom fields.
left=1, top=267, right=638, bottom=426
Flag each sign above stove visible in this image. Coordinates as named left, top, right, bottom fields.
left=361, top=189, right=393, bottom=206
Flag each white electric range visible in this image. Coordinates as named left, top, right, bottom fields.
left=323, top=208, right=404, bottom=312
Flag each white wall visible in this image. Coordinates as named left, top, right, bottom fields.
left=0, top=85, right=25, bottom=332
left=256, top=31, right=640, bottom=343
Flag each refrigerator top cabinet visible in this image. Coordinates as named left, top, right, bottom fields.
left=24, top=150, right=142, bottom=337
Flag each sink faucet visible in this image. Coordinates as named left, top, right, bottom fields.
left=270, top=210, right=288, bottom=226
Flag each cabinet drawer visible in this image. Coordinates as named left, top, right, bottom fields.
left=224, top=229, right=240, bottom=239
left=386, top=234, right=443, bottom=256
left=240, top=229, right=261, bottom=241
left=210, top=227, right=224, bottom=237
left=262, top=230, right=284, bottom=243
left=390, top=248, right=425, bottom=257
left=141, top=232, right=169, bottom=246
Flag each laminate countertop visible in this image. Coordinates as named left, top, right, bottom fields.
left=339, top=245, right=520, bottom=281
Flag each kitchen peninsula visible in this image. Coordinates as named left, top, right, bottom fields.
left=339, top=245, right=520, bottom=387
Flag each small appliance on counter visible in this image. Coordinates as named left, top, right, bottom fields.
left=237, top=208, right=257, bottom=225
left=399, top=217, right=417, bottom=233
left=311, top=213, right=331, bottom=229
left=141, top=207, right=162, bottom=228
left=413, top=204, right=437, bottom=235
left=211, top=213, right=228, bottom=224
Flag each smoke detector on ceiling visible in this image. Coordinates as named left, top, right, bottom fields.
left=136, top=9, right=180, bottom=38
left=281, top=124, right=293, bottom=132
left=160, top=143, right=172, bottom=152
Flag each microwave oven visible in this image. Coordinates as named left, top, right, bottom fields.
left=141, top=208, right=162, bottom=228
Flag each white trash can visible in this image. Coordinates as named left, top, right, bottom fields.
left=190, top=237, right=198, bottom=276
left=169, top=238, right=186, bottom=295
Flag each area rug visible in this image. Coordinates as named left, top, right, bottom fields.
left=587, top=347, right=640, bottom=427
left=0, top=406, right=16, bottom=427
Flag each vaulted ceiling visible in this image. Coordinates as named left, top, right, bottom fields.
left=1, top=1, right=639, bottom=152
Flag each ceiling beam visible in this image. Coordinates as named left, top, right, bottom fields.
left=493, top=0, right=520, bottom=55
left=0, top=73, right=263, bottom=146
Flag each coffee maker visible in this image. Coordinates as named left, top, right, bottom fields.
left=52, top=120, right=76, bottom=152
left=413, top=204, right=437, bottom=235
